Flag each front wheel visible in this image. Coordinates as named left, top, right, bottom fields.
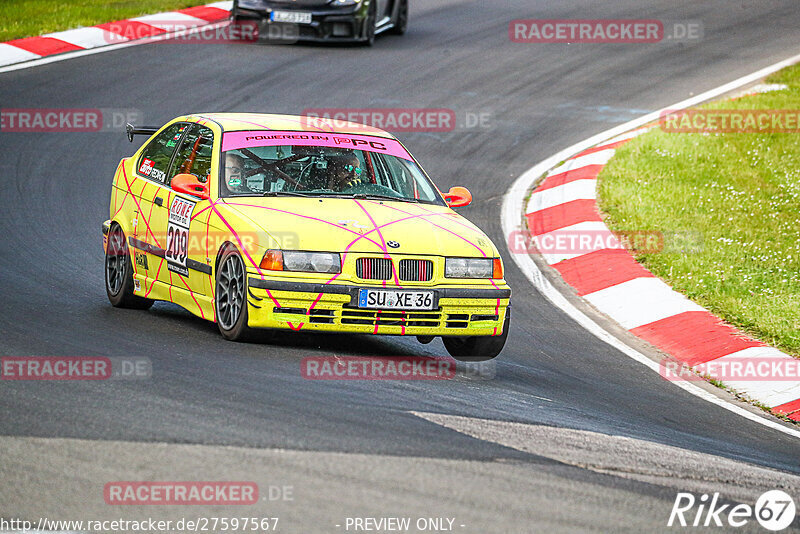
left=360, top=1, right=377, bottom=46
left=388, top=0, right=408, bottom=35
left=443, top=309, right=510, bottom=362
left=105, top=224, right=153, bottom=310
left=215, top=247, right=256, bottom=341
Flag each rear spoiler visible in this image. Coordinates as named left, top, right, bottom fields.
left=126, top=123, right=160, bottom=142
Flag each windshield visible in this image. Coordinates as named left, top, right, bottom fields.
left=219, top=131, right=443, bottom=204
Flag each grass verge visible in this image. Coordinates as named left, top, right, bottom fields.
left=597, top=64, right=800, bottom=358
left=0, top=0, right=213, bottom=42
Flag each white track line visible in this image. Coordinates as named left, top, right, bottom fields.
left=535, top=221, right=615, bottom=264
left=583, top=277, right=706, bottom=330
left=0, top=43, right=40, bottom=66
left=526, top=178, right=597, bottom=213
left=0, top=19, right=230, bottom=74
left=501, top=51, right=800, bottom=439
left=46, top=27, right=116, bottom=49
left=130, top=12, right=208, bottom=29
left=545, top=148, right=616, bottom=177
left=714, top=347, right=800, bottom=407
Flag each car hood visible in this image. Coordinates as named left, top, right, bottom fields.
left=215, top=197, right=499, bottom=258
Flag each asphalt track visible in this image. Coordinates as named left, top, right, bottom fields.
left=1, top=0, right=800, bottom=532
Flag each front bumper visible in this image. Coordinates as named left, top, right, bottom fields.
left=102, top=220, right=110, bottom=252
left=233, top=5, right=369, bottom=42
left=247, top=278, right=511, bottom=336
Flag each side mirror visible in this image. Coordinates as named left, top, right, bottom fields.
left=443, top=186, right=472, bottom=208
left=172, top=173, right=210, bottom=200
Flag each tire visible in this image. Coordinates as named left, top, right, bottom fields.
left=105, top=224, right=154, bottom=310
left=360, top=1, right=377, bottom=46
left=232, top=16, right=268, bottom=44
left=443, top=308, right=510, bottom=362
left=388, top=0, right=408, bottom=35
left=229, top=15, right=245, bottom=35
left=215, top=246, right=256, bottom=341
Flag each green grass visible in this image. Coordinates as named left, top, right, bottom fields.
left=0, top=0, right=211, bottom=41
left=597, top=64, right=800, bottom=358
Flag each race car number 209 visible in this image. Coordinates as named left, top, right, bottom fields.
left=165, top=196, right=196, bottom=277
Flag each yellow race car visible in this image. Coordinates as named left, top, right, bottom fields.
left=103, top=113, right=511, bottom=360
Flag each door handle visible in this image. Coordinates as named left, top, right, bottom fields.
left=154, top=196, right=163, bottom=206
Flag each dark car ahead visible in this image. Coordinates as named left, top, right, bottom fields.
left=231, top=0, right=408, bottom=45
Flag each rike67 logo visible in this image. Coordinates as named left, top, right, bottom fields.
left=669, top=490, right=796, bottom=531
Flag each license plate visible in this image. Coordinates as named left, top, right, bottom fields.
left=358, top=289, right=435, bottom=311
left=270, top=11, right=313, bottom=24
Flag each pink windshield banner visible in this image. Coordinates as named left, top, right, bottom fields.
left=221, top=131, right=413, bottom=161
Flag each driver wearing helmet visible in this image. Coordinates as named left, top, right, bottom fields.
left=327, top=154, right=364, bottom=191
left=223, top=153, right=250, bottom=195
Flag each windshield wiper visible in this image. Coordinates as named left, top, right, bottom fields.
left=351, top=194, right=420, bottom=203
left=263, top=191, right=314, bottom=198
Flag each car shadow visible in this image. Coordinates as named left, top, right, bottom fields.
left=144, top=300, right=427, bottom=357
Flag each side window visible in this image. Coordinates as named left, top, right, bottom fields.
left=168, top=124, right=214, bottom=186
left=136, top=123, right=188, bottom=183
left=371, top=153, right=393, bottom=188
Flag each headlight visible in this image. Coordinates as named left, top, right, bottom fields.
left=260, top=250, right=341, bottom=274
left=330, top=0, right=362, bottom=5
left=445, top=257, right=504, bottom=279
